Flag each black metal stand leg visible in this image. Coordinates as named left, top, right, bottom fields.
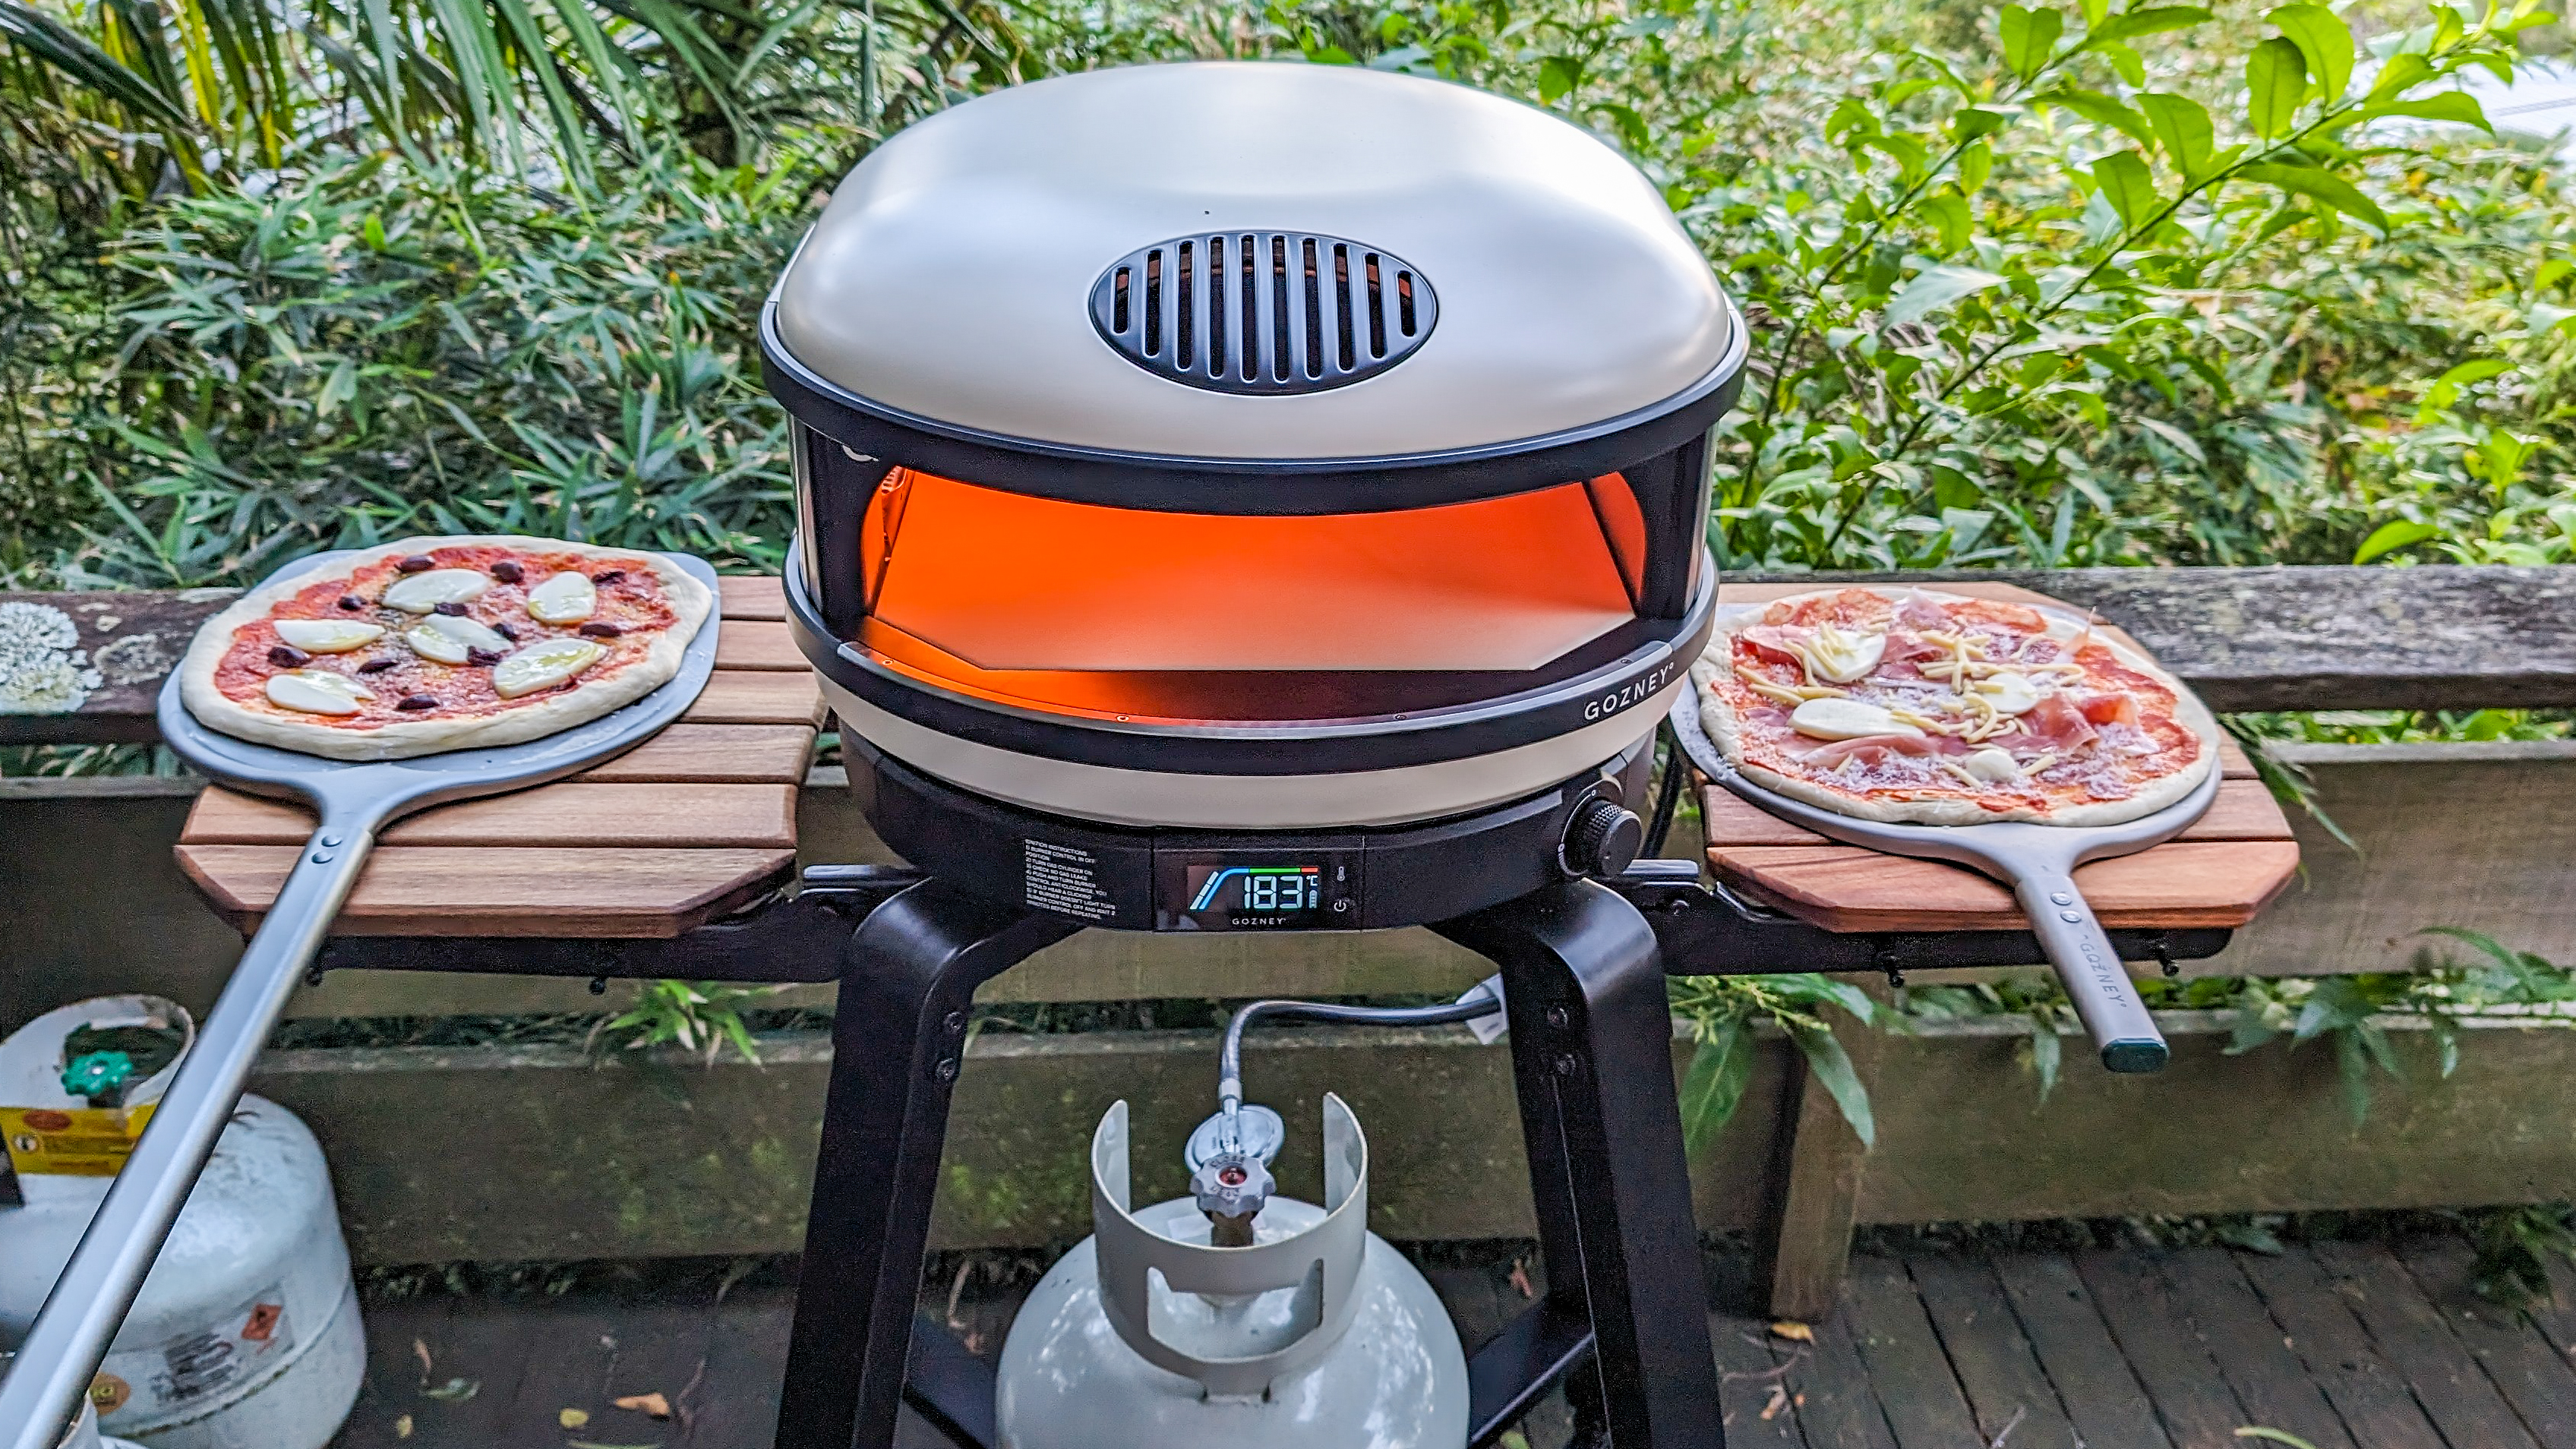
left=774, top=880, right=1080, bottom=1449
left=1439, top=879, right=1725, bottom=1449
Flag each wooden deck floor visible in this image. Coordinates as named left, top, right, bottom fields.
left=329, top=1235, right=2576, bottom=1449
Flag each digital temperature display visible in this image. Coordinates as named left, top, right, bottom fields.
left=1192, top=866, right=1322, bottom=915
left=1160, top=854, right=1358, bottom=930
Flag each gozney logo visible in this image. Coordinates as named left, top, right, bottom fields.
left=1582, top=662, right=1681, bottom=722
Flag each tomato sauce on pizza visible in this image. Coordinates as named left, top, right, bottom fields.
left=207, top=544, right=680, bottom=731
left=1696, top=588, right=2214, bottom=826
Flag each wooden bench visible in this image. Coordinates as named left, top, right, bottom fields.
left=161, top=577, right=825, bottom=938
left=3, top=564, right=2571, bottom=1316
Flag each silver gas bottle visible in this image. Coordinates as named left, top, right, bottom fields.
left=995, top=1094, right=1468, bottom=1449
left=0, top=997, right=363, bottom=1448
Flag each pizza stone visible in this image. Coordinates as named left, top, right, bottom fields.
left=179, top=535, right=714, bottom=761
left=1693, top=586, right=2221, bottom=828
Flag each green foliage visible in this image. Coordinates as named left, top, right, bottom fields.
left=1915, top=929, right=2576, bottom=1129
left=1668, top=973, right=1880, bottom=1151
left=0, top=0, right=1032, bottom=203
left=595, top=977, right=775, bottom=1064
left=27, top=147, right=806, bottom=587
left=2469, top=1201, right=2576, bottom=1306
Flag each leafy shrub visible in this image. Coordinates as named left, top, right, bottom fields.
left=25, top=147, right=810, bottom=587
left=1257, top=0, right=2572, bottom=571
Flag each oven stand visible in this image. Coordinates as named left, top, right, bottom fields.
left=304, top=864, right=2232, bottom=1449
left=763, top=874, right=1714, bottom=1449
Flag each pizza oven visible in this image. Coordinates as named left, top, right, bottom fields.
left=767, top=61, right=1747, bottom=930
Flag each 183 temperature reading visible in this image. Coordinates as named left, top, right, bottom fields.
left=1186, top=865, right=1326, bottom=927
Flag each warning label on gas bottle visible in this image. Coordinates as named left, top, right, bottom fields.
left=122, top=1288, right=294, bottom=1413
left=2, top=1101, right=155, bottom=1176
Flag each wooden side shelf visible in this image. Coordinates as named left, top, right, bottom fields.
left=1699, top=581, right=2301, bottom=935
left=175, top=576, right=822, bottom=939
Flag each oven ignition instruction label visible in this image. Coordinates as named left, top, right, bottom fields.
left=1023, top=840, right=1118, bottom=922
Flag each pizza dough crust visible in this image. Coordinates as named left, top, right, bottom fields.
left=179, top=535, right=714, bottom=761
left=1694, top=588, right=2220, bottom=828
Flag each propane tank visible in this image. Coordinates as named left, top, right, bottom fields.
left=1, top=1353, right=144, bottom=1449
left=0, top=997, right=364, bottom=1449
left=996, top=1094, right=1468, bottom=1449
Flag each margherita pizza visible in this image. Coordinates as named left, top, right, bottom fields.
left=179, top=536, right=713, bottom=760
left=1692, top=587, right=2218, bottom=827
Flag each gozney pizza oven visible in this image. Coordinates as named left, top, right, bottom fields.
left=768, top=61, right=1748, bottom=933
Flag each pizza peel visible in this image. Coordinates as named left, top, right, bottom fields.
left=0, top=548, right=722, bottom=1449
left=1668, top=682, right=2215, bottom=1075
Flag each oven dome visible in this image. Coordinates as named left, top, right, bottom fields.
left=770, top=62, right=1735, bottom=464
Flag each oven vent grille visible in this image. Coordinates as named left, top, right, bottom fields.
left=1090, top=232, right=1438, bottom=396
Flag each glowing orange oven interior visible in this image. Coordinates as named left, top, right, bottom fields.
left=845, top=469, right=1653, bottom=724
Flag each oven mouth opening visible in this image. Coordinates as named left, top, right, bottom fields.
left=842, top=467, right=1659, bottom=726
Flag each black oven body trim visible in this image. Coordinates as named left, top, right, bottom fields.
left=759, top=295, right=1747, bottom=519
left=785, top=549, right=1716, bottom=778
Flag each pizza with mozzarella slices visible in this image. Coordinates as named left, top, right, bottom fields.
left=179, top=535, right=713, bottom=760
left=1691, top=587, right=2218, bottom=827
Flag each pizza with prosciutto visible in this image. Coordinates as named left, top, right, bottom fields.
left=179, top=536, right=713, bottom=761
left=1691, top=587, right=2218, bottom=827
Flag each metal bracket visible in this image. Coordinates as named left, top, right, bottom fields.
left=310, top=865, right=928, bottom=983
left=1602, top=860, right=2233, bottom=977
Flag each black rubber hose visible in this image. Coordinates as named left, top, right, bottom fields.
left=1644, top=718, right=1687, bottom=857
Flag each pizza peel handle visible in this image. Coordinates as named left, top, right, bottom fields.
left=0, top=824, right=379, bottom=1449
left=1992, top=845, right=2170, bottom=1074
left=0, top=549, right=721, bottom=1449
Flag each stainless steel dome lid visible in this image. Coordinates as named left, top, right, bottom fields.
left=766, top=62, right=1740, bottom=480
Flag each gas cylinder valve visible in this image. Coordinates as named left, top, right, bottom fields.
left=1191, top=1150, right=1274, bottom=1246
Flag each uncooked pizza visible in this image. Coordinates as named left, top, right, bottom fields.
left=1691, top=587, right=2218, bottom=827
left=179, top=536, right=713, bottom=760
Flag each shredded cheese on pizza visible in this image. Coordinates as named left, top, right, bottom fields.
left=1706, top=589, right=2204, bottom=819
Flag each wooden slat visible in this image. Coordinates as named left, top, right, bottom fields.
left=1905, top=1255, right=2081, bottom=1449
left=1709, top=840, right=2300, bottom=933
left=2233, top=1247, right=2451, bottom=1449
left=1701, top=776, right=2290, bottom=850
left=1840, top=1256, right=1982, bottom=1449
left=2155, top=1249, right=2358, bottom=1449
left=2404, top=1238, right=2576, bottom=1447
left=2311, top=1240, right=2544, bottom=1449
left=175, top=844, right=794, bottom=937
left=182, top=782, right=797, bottom=850
left=1989, top=1254, right=2172, bottom=1449
left=2074, top=1251, right=2255, bottom=1449
left=718, top=573, right=786, bottom=620
left=1709, top=1313, right=1808, bottom=1447
left=16, top=566, right=2576, bottom=746
left=682, top=669, right=825, bottom=726
left=576, top=723, right=815, bottom=783
left=1766, top=985, right=1886, bottom=1323
left=1783, top=1311, right=1901, bottom=1449
left=715, top=619, right=804, bottom=670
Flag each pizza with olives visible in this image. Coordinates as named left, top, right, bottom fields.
left=1690, top=587, right=2219, bottom=827
left=178, top=536, right=713, bottom=760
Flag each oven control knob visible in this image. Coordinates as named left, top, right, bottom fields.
left=1561, top=798, right=1645, bottom=879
